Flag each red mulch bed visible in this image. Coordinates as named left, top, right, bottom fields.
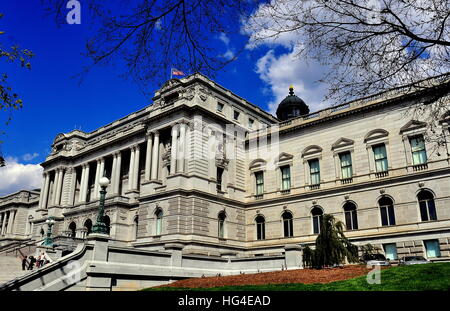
left=156, top=265, right=374, bottom=289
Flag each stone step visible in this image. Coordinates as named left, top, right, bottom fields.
left=0, top=256, right=31, bottom=285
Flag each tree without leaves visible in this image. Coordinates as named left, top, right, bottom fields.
left=246, top=0, right=450, bottom=147
left=303, top=214, right=359, bottom=269
left=41, top=0, right=263, bottom=89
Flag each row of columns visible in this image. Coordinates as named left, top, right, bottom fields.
left=0, top=210, right=16, bottom=235
left=38, top=167, right=65, bottom=209
left=170, top=122, right=188, bottom=174
left=36, top=122, right=189, bottom=209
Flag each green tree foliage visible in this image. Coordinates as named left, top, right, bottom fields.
left=303, top=214, right=359, bottom=269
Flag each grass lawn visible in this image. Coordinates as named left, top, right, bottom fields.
left=144, top=262, right=450, bottom=291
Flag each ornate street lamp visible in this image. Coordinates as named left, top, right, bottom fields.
left=92, top=177, right=110, bottom=235
left=43, top=216, right=55, bottom=246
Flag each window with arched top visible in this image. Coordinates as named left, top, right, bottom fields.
left=84, top=219, right=92, bottom=237
left=155, top=209, right=163, bottom=235
left=255, top=215, right=265, bottom=240
left=379, top=197, right=396, bottom=226
left=218, top=212, right=226, bottom=238
left=282, top=211, right=293, bottom=238
left=417, top=190, right=437, bottom=221
left=343, top=202, right=358, bottom=230
left=311, top=207, right=323, bottom=234
left=68, top=222, right=76, bottom=238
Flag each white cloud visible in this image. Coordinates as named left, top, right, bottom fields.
left=0, top=156, right=43, bottom=197
left=255, top=47, right=330, bottom=115
left=217, top=33, right=235, bottom=61
left=22, top=152, right=39, bottom=161
left=242, top=1, right=331, bottom=116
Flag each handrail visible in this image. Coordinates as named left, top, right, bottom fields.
left=0, top=242, right=91, bottom=291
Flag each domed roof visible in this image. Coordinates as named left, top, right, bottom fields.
left=276, top=86, right=309, bottom=121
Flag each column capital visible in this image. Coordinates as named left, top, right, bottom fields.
left=153, top=130, right=160, bottom=137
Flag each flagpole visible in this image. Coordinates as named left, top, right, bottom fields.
left=170, top=67, right=173, bottom=80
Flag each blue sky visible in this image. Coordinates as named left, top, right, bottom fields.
left=0, top=0, right=329, bottom=195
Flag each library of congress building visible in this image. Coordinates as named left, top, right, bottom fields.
left=0, top=73, right=449, bottom=290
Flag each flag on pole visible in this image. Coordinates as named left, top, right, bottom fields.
left=171, top=68, right=185, bottom=78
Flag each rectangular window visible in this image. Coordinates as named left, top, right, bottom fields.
left=255, top=171, right=264, bottom=195
left=233, top=110, right=240, bottom=121
left=309, top=159, right=320, bottom=185
left=410, top=136, right=427, bottom=165
left=339, top=152, right=353, bottom=179
left=373, top=144, right=388, bottom=172
left=217, top=102, right=224, bottom=112
left=249, top=118, right=254, bottom=128
left=424, top=240, right=441, bottom=258
left=281, top=166, right=291, bottom=190
left=383, top=243, right=398, bottom=260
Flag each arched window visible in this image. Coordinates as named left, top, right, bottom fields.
left=379, top=197, right=396, bottom=226
left=133, top=216, right=138, bottom=240
left=103, top=215, right=111, bottom=235
left=311, top=207, right=323, bottom=234
left=282, top=211, right=293, bottom=238
left=68, top=222, right=76, bottom=238
left=418, top=190, right=437, bottom=221
left=84, top=219, right=92, bottom=237
left=255, top=215, right=265, bottom=240
left=218, top=211, right=226, bottom=238
left=155, top=209, right=163, bottom=235
left=343, top=202, right=358, bottom=230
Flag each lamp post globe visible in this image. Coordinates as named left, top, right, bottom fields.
left=92, top=177, right=110, bottom=235
left=43, top=216, right=55, bottom=246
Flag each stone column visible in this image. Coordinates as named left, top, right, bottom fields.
left=144, top=133, right=153, bottom=181
left=151, top=131, right=160, bottom=180
left=178, top=122, right=187, bottom=173
left=68, top=168, right=77, bottom=206
left=55, top=168, right=64, bottom=206
left=98, top=158, right=105, bottom=197
left=80, top=164, right=90, bottom=203
left=2, top=212, right=8, bottom=235
left=0, top=213, right=5, bottom=235
left=128, top=146, right=136, bottom=191
left=111, top=153, right=117, bottom=193
left=170, top=124, right=179, bottom=175
left=114, top=151, right=122, bottom=195
left=132, top=145, right=140, bottom=190
left=51, top=170, right=60, bottom=206
left=7, top=210, right=15, bottom=234
left=39, top=172, right=50, bottom=209
left=78, top=165, right=86, bottom=203
left=93, top=159, right=101, bottom=200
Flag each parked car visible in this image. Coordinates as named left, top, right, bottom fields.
left=398, top=256, right=431, bottom=266
left=362, top=253, right=391, bottom=266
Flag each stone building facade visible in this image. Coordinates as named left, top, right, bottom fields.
left=1, top=73, right=450, bottom=263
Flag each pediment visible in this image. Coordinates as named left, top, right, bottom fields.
left=364, top=129, right=389, bottom=142
left=275, top=152, right=294, bottom=164
left=249, top=158, right=267, bottom=170
left=302, top=145, right=323, bottom=157
left=399, top=120, right=427, bottom=133
left=331, top=137, right=354, bottom=150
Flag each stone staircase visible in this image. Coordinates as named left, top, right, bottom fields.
left=0, top=256, right=29, bottom=285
